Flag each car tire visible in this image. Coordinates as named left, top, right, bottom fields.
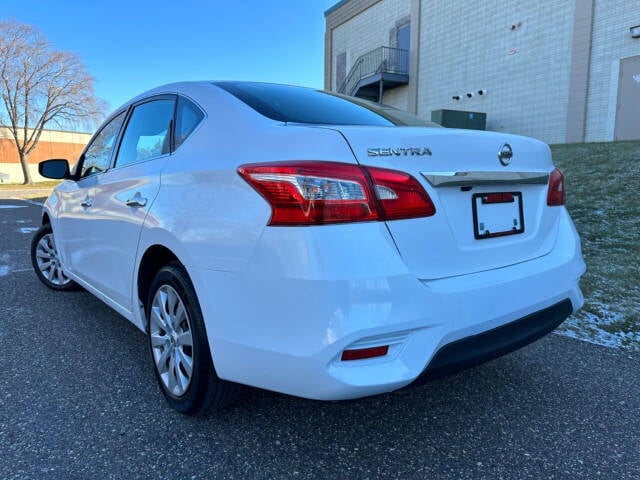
left=31, top=223, right=79, bottom=291
left=147, top=262, right=238, bottom=415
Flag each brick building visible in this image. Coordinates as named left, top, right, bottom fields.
left=0, top=127, right=91, bottom=183
left=324, top=0, right=640, bottom=144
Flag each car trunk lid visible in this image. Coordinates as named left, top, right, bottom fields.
left=325, top=126, right=559, bottom=280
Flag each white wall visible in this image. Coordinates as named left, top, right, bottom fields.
left=585, top=0, right=640, bottom=141
left=382, top=85, right=409, bottom=110
left=328, top=0, right=638, bottom=143
left=331, top=0, right=411, bottom=107
left=0, top=127, right=91, bottom=144
left=0, top=164, right=49, bottom=184
left=417, top=0, right=575, bottom=144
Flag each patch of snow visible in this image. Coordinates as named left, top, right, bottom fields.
left=581, top=303, right=626, bottom=325
left=14, top=198, right=44, bottom=207
left=557, top=300, right=640, bottom=350
left=18, top=227, right=39, bottom=234
left=11, top=268, right=34, bottom=273
left=0, top=253, right=10, bottom=276
left=555, top=329, right=625, bottom=349
left=0, top=219, right=30, bottom=224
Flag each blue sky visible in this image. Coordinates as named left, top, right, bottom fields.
left=3, top=0, right=338, bottom=111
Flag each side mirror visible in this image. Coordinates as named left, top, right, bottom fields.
left=39, top=159, right=70, bottom=180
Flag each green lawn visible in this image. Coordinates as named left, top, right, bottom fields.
left=0, top=180, right=61, bottom=189
left=551, top=141, right=640, bottom=350
left=0, top=180, right=59, bottom=201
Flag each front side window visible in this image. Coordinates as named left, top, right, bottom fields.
left=115, top=98, right=175, bottom=168
left=174, top=96, right=204, bottom=149
left=80, top=111, right=126, bottom=178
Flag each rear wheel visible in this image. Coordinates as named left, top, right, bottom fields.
left=31, top=224, right=78, bottom=291
left=147, top=263, right=238, bottom=414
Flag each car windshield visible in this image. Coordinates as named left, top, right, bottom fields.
left=213, top=81, right=439, bottom=128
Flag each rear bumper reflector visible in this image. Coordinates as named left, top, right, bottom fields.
left=341, top=345, right=389, bottom=361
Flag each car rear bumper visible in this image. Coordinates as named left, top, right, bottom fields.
left=187, top=209, right=585, bottom=401
left=412, top=298, right=573, bottom=385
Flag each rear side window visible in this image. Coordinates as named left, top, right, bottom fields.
left=214, top=81, right=394, bottom=126
left=174, top=96, right=204, bottom=149
left=115, top=98, right=175, bottom=168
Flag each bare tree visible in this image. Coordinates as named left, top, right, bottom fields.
left=0, top=20, right=105, bottom=184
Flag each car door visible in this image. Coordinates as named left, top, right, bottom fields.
left=75, top=96, right=176, bottom=312
left=55, top=110, right=127, bottom=279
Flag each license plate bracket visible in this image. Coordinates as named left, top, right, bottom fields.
left=472, top=191, right=524, bottom=239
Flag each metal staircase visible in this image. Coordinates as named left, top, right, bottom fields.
left=337, top=46, right=409, bottom=102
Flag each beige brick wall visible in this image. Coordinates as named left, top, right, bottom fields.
left=0, top=127, right=91, bottom=144
left=0, top=163, right=49, bottom=184
left=584, top=0, right=640, bottom=141
left=331, top=0, right=411, bottom=97
left=417, top=0, right=575, bottom=144
left=382, top=84, right=409, bottom=110
left=326, top=0, right=637, bottom=143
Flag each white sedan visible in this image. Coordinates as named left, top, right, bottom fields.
left=33, top=81, right=585, bottom=415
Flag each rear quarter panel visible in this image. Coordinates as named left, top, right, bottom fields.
left=145, top=96, right=360, bottom=272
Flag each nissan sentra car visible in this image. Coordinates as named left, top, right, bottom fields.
left=32, top=81, right=585, bottom=415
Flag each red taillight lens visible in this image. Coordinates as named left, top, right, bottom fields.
left=238, top=162, right=379, bottom=225
left=365, top=166, right=436, bottom=220
left=238, top=161, right=435, bottom=225
left=547, top=167, right=565, bottom=206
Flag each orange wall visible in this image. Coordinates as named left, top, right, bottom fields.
left=0, top=138, right=87, bottom=164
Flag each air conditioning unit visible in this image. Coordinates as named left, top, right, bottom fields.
left=431, top=109, right=487, bottom=130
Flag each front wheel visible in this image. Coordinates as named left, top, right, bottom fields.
left=147, top=262, right=238, bottom=414
left=31, top=224, right=78, bottom=291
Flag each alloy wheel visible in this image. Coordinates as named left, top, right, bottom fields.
left=149, top=285, right=194, bottom=397
left=35, top=233, right=72, bottom=286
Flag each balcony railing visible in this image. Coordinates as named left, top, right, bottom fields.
left=338, top=46, right=409, bottom=97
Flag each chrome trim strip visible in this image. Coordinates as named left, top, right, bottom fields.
left=421, top=171, right=550, bottom=187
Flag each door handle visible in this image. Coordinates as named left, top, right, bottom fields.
left=80, top=197, right=93, bottom=208
left=125, top=194, right=147, bottom=207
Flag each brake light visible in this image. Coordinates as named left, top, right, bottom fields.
left=547, top=167, right=565, bottom=206
left=366, top=166, right=436, bottom=220
left=238, top=162, right=378, bottom=225
left=238, top=161, right=435, bottom=225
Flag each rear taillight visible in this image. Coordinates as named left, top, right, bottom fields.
left=238, top=161, right=435, bottom=225
left=238, top=162, right=378, bottom=225
left=366, top=166, right=436, bottom=220
left=547, top=167, right=565, bottom=206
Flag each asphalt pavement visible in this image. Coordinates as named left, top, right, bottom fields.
left=1, top=198, right=639, bottom=480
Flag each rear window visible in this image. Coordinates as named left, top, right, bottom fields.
left=213, top=81, right=436, bottom=127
